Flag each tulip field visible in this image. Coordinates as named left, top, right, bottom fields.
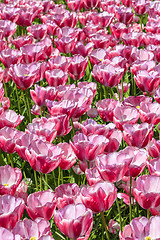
left=1, top=0, right=160, bottom=239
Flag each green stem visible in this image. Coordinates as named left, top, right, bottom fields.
left=40, top=172, right=43, bottom=191
left=147, top=209, right=150, bottom=219
left=111, top=88, right=117, bottom=101
left=116, top=198, right=122, bottom=232
left=52, top=170, right=57, bottom=188
left=129, top=176, right=132, bottom=222
left=25, top=89, right=32, bottom=123
left=70, top=117, right=75, bottom=140
left=121, top=75, right=124, bottom=102
left=8, top=154, right=14, bottom=168
left=117, top=85, right=121, bottom=101
left=34, top=170, right=38, bottom=191
left=100, top=212, right=110, bottom=240
left=140, top=15, right=143, bottom=31
left=44, top=174, right=48, bottom=190
left=3, top=79, right=8, bottom=98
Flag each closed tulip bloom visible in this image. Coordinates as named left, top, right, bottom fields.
left=55, top=183, right=81, bottom=209
left=147, top=138, right=160, bottom=158
left=25, top=139, right=63, bottom=174
left=123, top=123, right=154, bottom=148
left=81, top=181, right=117, bottom=213
left=54, top=203, right=93, bottom=240
left=72, top=42, right=94, bottom=58
left=123, top=146, right=149, bottom=177
left=49, top=114, right=72, bottom=137
left=12, top=218, right=54, bottom=240
left=20, top=44, right=47, bottom=63
left=147, top=157, right=160, bottom=176
left=54, top=36, right=77, bottom=54
left=70, top=133, right=109, bottom=161
left=104, top=129, right=123, bottom=153
left=48, top=56, right=69, bottom=72
left=134, top=70, right=160, bottom=94
left=26, top=190, right=56, bottom=220
left=58, top=143, right=77, bottom=170
left=133, top=175, right=160, bottom=209
left=0, top=165, right=22, bottom=195
left=0, top=194, right=24, bottom=229
left=68, top=54, right=88, bottom=80
left=45, top=69, right=68, bottom=87
left=96, top=150, right=133, bottom=182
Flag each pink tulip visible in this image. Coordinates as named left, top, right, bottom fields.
left=123, top=146, right=149, bottom=177
left=0, top=48, right=22, bottom=68
left=48, top=114, right=72, bottom=137
left=27, top=24, right=48, bottom=40
left=81, top=181, right=117, bottom=213
left=46, top=99, right=77, bottom=118
left=0, top=6, right=20, bottom=22
left=0, top=20, right=17, bottom=38
left=48, top=56, right=69, bottom=72
left=134, top=70, right=160, bottom=94
left=8, top=62, right=42, bottom=89
left=0, top=194, right=24, bottom=229
left=123, top=123, right=154, bottom=148
left=15, top=133, right=40, bottom=161
left=89, top=48, right=107, bottom=65
left=30, top=85, right=57, bottom=107
left=58, top=143, right=77, bottom=170
left=0, top=227, right=20, bottom=240
left=54, top=36, right=77, bottom=54
left=0, top=110, right=24, bottom=128
left=110, top=22, right=128, bottom=39
left=25, top=139, right=63, bottom=174
left=67, top=0, right=83, bottom=11
left=72, top=41, right=94, bottom=58
left=147, top=138, right=160, bottom=158
left=104, top=129, right=123, bottom=153
left=11, top=35, right=34, bottom=50
left=0, top=165, right=22, bottom=195
left=70, top=133, right=109, bottom=161
left=123, top=95, right=152, bottom=108
left=55, top=183, right=82, bottom=209
left=96, top=149, right=133, bottom=182
left=26, top=190, right=56, bottom=220
left=108, top=219, right=120, bottom=234
left=139, top=102, right=160, bottom=125
left=16, top=8, right=39, bottom=27
left=85, top=166, right=103, bottom=186
left=133, top=175, right=160, bottom=209
left=45, top=69, right=68, bottom=87
left=54, top=203, right=93, bottom=240
left=20, top=44, right=47, bottom=63
left=68, top=54, right=88, bottom=80
left=96, top=99, right=120, bottom=122
left=26, top=117, right=57, bottom=143
left=0, top=127, right=23, bottom=153
left=113, top=105, right=139, bottom=131
left=115, top=6, right=134, bottom=25
left=12, top=218, right=53, bottom=239
left=147, top=157, right=160, bottom=176
left=121, top=216, right=160, bottom=239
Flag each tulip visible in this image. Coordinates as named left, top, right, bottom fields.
left=68, top=54, right=88, bottom=80
left=0, top=165, right=22, bottom=195
left=58, top=143, right=77, bottom=170
left=0, top=110, right=24, bottom=129
left=133, top=175, right=160, bottom=209
left=45, top=69, right=68, bottom=87
left=12, top=218, right=53, bottom=239
left=0, top=194, right=24, bottom=229
left=0, top=227, right=20, bottom=240
left=139, top=102, right=160, bottom=125
left=147, top=138, right=160, bottom=158
left=55, top=183, right=81, bottom=209
left=54, top=203, right=93, bottom=240
left=25, top=139, right=63, bottom=174
left=123, top=123, right=154, bottom=148
left=70, top=132, right=109, bottom=161
left=81, top=181, right=117, bottom=213
left=27, top=24, right=48, bottom=40
left=96, top=150, right=133, bottom=182
left=11, top=35, right=34, bottom=50
left=26, top=190, right=56, bottom=220
left=120, top=216, right=160, bottom=239
left=0, top=49, right=22, bottom=68
left=26, top=117, right=57, bottom=143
